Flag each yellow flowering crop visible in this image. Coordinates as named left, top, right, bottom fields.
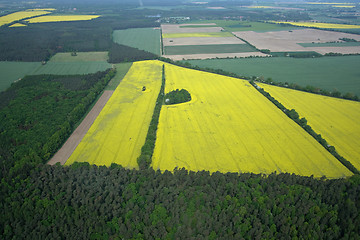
left=162, top=32, right=233, bottom=38
left=152, top=64, right=352, bottom=178
left=66, top=60, right=162, bottom=168
left=0, top=10, right=51, bottom=27
left=259, top=83, right=360, bottom=171
left=25, top=15, right=100, bottom=23
left=271, top=21, right=360, bottom=29
left=9, top=23, right=27, bottom=27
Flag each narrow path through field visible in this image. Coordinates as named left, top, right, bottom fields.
left=48, top=90, right=114, bottom=165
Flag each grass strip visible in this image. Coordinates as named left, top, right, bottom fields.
left=137, top=64, right=165, bottom=169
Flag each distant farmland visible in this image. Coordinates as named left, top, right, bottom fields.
left=112, top=28, right=161, bottom=55
left=164, top=44, right=256, bottom=55
left=31, top=61, right=111, bottom=75
left=0, top=62, right=41, bottom=91
left=49, top=52, right=109, bottom=62
left=185, top=56, right=360, bottom=96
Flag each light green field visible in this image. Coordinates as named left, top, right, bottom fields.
left=105, top=63, right=132, bottom=90
left=112, top=28, right=161, bottom=55
left=31, top=62, right=112, bottom=75
left=165, top=44, right=256, bottom=55
left=49, top=52, right=109, bottom=62
left=186, top=20, right=300, bottom=32
left=298, top=42, right=360, bottom=47
left=185, top=56, right=360, bottom=95
left=0, top=62, right=41, bottom=92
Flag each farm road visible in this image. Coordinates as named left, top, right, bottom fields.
left=48, top=91, right=114, bottom=165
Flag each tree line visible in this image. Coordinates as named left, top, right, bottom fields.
left=251, top=81, right=359, bottom=175
left=0, top=69, right=115, bottom=181
left=1, top=163, right=359, bottom=239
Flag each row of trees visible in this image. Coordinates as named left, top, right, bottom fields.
left=158, top=57, right=360, bottom=102
left=251, top=81, right=358, bottom=175
left=108, top=43, right=158, bottom=63
left=0, top=69, right=115, bottom=181
left=137, top=65, right=165, bottom=170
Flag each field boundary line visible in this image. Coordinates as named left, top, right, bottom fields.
left=48, top=90, right=114, bottom=165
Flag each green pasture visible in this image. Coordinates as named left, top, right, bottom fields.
left=49, top=52, right=109, bottom=62
left=185, top=56, right=360, bottom=95
left=31, top=62, right=112, bottom=75
left=299, top=42, right=360, bottom=47
left=105, top=62, right=132, bottom=90
left=0, top=62, right=41, bottom=92
left=112, top=28, right=161, bottom=55
left=165, top=44, right=256, bottom=55
left=187, top=20, right=300, bottom=32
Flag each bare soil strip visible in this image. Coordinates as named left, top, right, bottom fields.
left=48, top=90, right=114, bottom=165
left=162, top=24, right=223, bottom=33
left=234, top=29, right=360, bottom=53
left=163, top=52, right=269, bottom=60
left=163, top=37, right=245, bottom=46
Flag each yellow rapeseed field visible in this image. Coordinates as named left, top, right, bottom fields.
left=9, top=23, right=27, bottom=27
left=258, top=83, right=360, bottom=171
left=66, top=60, right=162, bottom=168
left=152, top=63, right=352, bottom=178
left=271, top=21, right=360, bottom=29
left=0, top=10, right=52, bottom=27
left=25, top=15, right=100, bottom=23
left=162, top=32, right=234, bottom=38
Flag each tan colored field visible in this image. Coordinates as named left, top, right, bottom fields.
left=162, top=24, right=223, bottom=34
left=233, top=29, right=360, bottom=54
left=259, top=83, right=360, bottom=171
left=152, top=63, right=352, bottom=178
left=163, top=37, right=246, bottom=46
left=163, top=52, right=268, bottom=60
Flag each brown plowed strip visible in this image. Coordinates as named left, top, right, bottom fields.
left=48, top=90, right=114, bottom=165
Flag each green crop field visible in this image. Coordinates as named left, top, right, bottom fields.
left=298, top=42, right=360, bottom=47
left=112, top=28, right=161, bottom=55
left=187, top=20, right=300, bottom=32
left=0, top=62, right=41, bottom=92
left=49, top=52, right=109, bottom=62
left=164, top=44, right=256, bottom=55
left=185, top=56, right=360, bottom=95
left=31, top=62, right=112, bottom=75
left=105, top=62, right=132, bottom=90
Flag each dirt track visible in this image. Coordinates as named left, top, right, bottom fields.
left=48, top=90, right=114, bottom=165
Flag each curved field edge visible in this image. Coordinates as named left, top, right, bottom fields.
left=152, top=63, right=352, bottom=178
left=65, top=60, right=163, bottom=168
left=258, top=83, right=360, bottom=171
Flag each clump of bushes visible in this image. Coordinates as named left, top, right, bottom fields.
left=164, top=89, right=191, bottom=105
